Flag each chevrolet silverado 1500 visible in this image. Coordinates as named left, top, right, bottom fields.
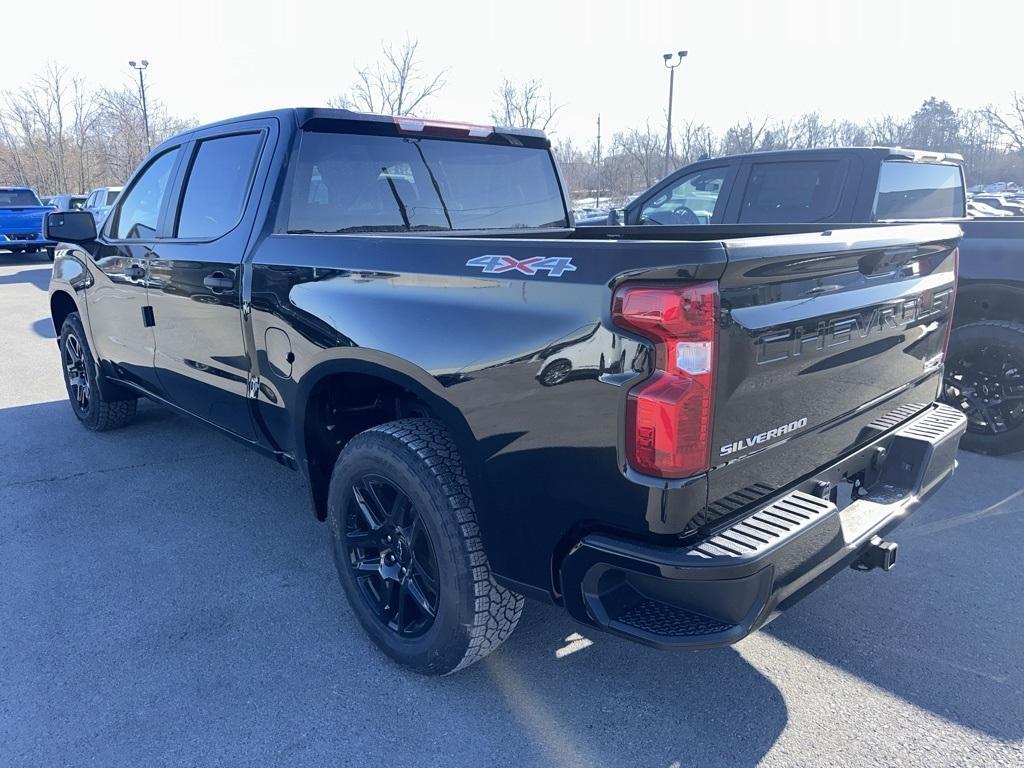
left=45, top=109, right=965, bottom=674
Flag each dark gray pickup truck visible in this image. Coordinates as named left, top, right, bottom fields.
left=45, top=111, right=965, bottom=674
left=601, top=147, right=1024, bottom=455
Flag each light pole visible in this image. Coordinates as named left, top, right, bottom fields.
left=129, top=59, right=151, bottom=149
left=663, top=50, right=687, bottom=177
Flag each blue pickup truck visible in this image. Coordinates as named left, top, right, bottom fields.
left=0, top=186, right=58, bottom=260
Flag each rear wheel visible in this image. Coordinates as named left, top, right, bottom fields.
left=327, top=418, right=523, bottom=675
left=59, top=313, right=138, bottom=431
left=943, top=320, right=1024, bottom=455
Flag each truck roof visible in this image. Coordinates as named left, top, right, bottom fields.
left=161, top=107, right=549, bottom=148
left=704, top=146, right=964, bottom=166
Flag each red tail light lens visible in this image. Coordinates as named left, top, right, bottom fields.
left=612, top=282, right=719, bottom=478
left=940, top=247, right=959, bottom=364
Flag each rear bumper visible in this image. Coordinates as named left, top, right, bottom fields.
left=560, top=403, right=967, bottom=649
left=0, top=232, right=56, bottom=248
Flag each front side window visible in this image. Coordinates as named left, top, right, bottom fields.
left=874, top=161, right=965, bottom=220
left=739, top=161, right=843, bottom=223
left=176, top=132, right=263, bottom=238
left=110, top=150, right=179, bottom=240
left=286, top=131, right=568, bottom=233
left=639, top=167, right=726, bottom=225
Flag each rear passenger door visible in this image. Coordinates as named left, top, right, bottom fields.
left=147, top=120, right=276, bottom=441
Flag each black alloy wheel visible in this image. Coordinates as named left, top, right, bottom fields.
left=943, top=321, right=1024, bottom=454
left=345, top=474, right=440, bottom=638
left=62, top=330, right=91, bottom=415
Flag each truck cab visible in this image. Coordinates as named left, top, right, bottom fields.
left=620, top=147, right=965, bottom=227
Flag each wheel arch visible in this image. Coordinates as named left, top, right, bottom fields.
left=292, top=353, right=480, bottom=521
left=954, top=282, right=1024, bottom=326
left=49, top=289, right=79, bottom=338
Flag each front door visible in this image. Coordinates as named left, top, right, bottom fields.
left=147, top=125, right=272, bottom=442
left=85, top=147, right=182, bottom=392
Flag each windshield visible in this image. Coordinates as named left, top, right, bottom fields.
left=874, top=161, right=965, bottom=219
left=0, top=189, right=41, bottom=206
left=286, top=131, right=568, bottom=233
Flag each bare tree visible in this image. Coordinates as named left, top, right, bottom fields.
left=613, top=123, right=664, bottom=188
left=984, top=92, right=1024, bottom=155
left=331, top=39, right=447, bottom=116
left=490, top=78, right=563, bottom=132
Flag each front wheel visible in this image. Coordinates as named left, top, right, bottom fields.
left=327, top=418, right=524, bottom=675
left=943, top=320, right=1024, bottom=455
left=59, top=312, right=138, bottom=431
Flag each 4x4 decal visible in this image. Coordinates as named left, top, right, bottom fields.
left=466, top=254, right=577, bottom=277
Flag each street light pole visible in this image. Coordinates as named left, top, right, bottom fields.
left=595, top=113, right=601, bottom=209
left=128, top=59, right=151, bottom=149
left=663, top=50, right=687, bottom=177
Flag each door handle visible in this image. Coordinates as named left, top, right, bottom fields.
left=203, top=272, right=234, bottom=291
left=125, top=264, right=145, bottom=280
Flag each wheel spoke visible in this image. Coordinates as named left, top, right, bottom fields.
left=352, top=482, right=384, bottom=530
left=353, top=556, right=381, bottom=577
left=386, top=493, right=410, bottom=527
left=379, top=579, right=398, bottom=621
left=395, top=582, right=409, bottom=632
left=346, top=529, right=380, bottom=549
left=405, top=575, right=436, bottom=618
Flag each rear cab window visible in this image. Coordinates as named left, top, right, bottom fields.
left=0, top=189, right=41, bottom=206
left=738, top=160, right=844, bottom=223
left=285, top=131, right=568, bottom=234
left=874, top=161, right=965, bottom=220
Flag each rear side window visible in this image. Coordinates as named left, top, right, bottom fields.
left=177, top=133, right=264, bottom=238
left=739, top=161, right=843, bottom=223
left=110, top=149, right=180, bottom=240
left=104, top=190, right=120, bottom=206
left=286, top=131, right=568, bottom=233
left=874, top=161, right=965, bottom=220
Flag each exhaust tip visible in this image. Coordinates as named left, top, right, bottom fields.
left=851, top=536, right=898, bottom=572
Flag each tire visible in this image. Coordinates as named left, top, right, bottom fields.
left=943, top=320, right=1024, bottom=455
left=45, top=247, right=55, bottom=262
left=24, top=246, right=39, bottom=254
left=539, top=358, right=572, bottom=386
left=327, top=418, right=524, bottom=675
left=59, top=313, right=138, bottom=431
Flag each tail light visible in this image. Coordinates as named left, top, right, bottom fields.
left=612, top=281, right=719, bottom=478
left=940, top=247, right=959, bottom=364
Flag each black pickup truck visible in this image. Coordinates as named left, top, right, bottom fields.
left=610, top=147, right=1024, bottom=454
left=45, top=110, right=965, bottom=675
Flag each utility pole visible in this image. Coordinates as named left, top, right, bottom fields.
left=663, top=50, right=687, bottom=177
left=128, top=60, right=151, bottom=149
left=595, top=113, right=602, bottom=209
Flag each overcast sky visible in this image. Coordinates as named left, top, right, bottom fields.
left=3, top=0, right=1022, bottom=143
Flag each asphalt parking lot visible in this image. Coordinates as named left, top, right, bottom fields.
left=1, top=251, right=1022, bottom=768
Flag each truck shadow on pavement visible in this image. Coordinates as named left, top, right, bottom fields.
left=1, top=399, right=786, bottom=768
left=3, top=398, right=1020, bottom=765
left=0, top=264, right=49, bottom=291
left=765, top=450, right=1024, bottom=742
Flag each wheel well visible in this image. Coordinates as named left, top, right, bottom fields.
left=955, top=284, right=1024, bottom=326
left=303, top=373, right=433, bottom=520
left=50, top=291, right=78, bottom=337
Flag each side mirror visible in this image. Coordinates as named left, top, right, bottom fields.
left=44, top=210, right=97, bottom=244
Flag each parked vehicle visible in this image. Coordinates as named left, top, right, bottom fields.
left=971, top=194, right=1024, bottom=216
left=967, top=199, right=1013, bottom=217
left=613, top=147, right=1024, bottom=455
left=43, top=193, right=88, bottom=211
left=46, top=109, right=965, bottom=675
left=0, top=186, right=58, bottom=259
left=82, top=186, right=122, bottom=225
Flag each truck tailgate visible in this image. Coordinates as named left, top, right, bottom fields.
left=704, top=224, right=960, bottom=527
left=0, top=206, right=49, bottom=234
